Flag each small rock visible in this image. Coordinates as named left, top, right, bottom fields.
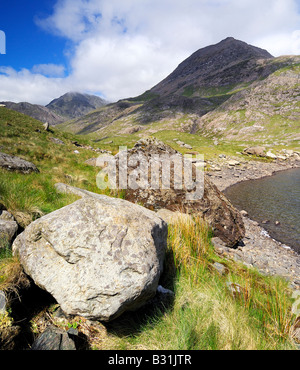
left=0, top=210, right=15, bottom=222
left=0, top=152, right=39, bottom=174
left=84, top=158, right=98, bottom=167
left=74, top=150, right=80, bottom=154
left=43, top=122, right=49, bottom=131
left=211, top=237, right=227, bottom=250
left=67, top=327, right=79, bottom=337
left=212, top=262, right=226, bottom=276
left=50, top=137, right=65, bottom=145
left=227, top=160, right=240, bottom=166
left=266, top=151, right=277, bottom=159
left=283, top=149, right=294, bottom=157
left=226, top=281, right=244, bottom=297
left=0, top=219, right=18, bottom=247
left=157, top=285, right=174, bottom=296
left=31, top=326, right=76, bottom=350
left=0, top=291, right=7, bottom=313
left=277, top=155, right=287, bottom=160
left=243, top=147, right=266, bottom=157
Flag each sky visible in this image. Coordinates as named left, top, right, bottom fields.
left=0, top=0, right=300, bottom=105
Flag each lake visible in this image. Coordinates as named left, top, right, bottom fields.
left=224, top=167, right=300, bottom=253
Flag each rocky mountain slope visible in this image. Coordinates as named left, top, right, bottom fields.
left=58, top=38, right=299, bottom=147
left=198, top=58, right=300, bottom=142
left=150, top=37, right=274, bottom=97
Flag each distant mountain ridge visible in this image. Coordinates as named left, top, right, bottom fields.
left=46, top=92, right=107, bottom=120
left=0, top=101, right=65, bottom=126
left=1, top=92, right=108, bottom=126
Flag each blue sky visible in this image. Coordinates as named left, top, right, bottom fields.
left=0, top=0, right=300, bottom=105
left=0, top=1, right=68, bottom=73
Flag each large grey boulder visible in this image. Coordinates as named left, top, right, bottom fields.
left=12, top=193, right=167, bottom=321
left=0, top=152, right=39, bottom=174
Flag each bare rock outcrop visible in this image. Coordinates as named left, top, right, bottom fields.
left=0, top=152, right=39, bottom=174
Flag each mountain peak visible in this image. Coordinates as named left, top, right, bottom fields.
left=46, top=91, right=107, bottom=120
left=151, top=38, right=273, bottom=96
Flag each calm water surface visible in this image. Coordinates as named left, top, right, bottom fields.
left=224, top=168, right=300, bottom=253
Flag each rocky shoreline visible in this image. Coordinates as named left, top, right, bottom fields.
left=208, top=156, right=300, bottom=290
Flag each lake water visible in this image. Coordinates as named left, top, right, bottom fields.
left=224, top=167, right=300, bottom=254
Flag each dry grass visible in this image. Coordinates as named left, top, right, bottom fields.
left=0, top=255, right=30, bottom=296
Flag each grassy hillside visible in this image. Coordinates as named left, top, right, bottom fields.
left=0, top=107, right=117, bottom=228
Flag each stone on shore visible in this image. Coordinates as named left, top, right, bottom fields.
left=243, top=147, right=266, bottom=157
left=266, top=151, right=277, bottom=159
left=12, top=192, right=167, bottom=321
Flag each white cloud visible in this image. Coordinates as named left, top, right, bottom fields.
left=32, top=63, right=66, bottom=77
left=2, top=0, right=300, bottom=105
left=254, top=30, right=300, bottom=56
left=0, top=67, right=71, bottom=105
